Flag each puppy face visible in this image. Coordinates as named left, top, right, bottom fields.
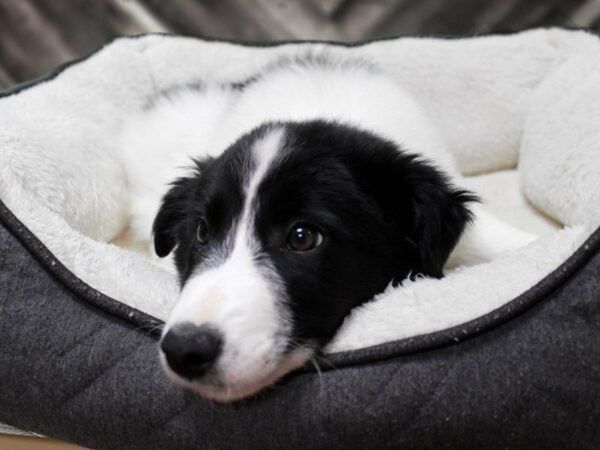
left=154, top=120, right=474, bottom=401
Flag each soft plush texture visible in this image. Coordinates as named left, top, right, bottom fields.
left=1, top=28, right=599, bottom=352
left=0, top=28, right=599, bottom=448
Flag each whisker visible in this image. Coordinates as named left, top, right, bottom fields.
left=285, top=339, right=326, bottom=394
left=315, top=355, right=338, bottom=372
left=136, top=323, right=165, bottom=337
left=309, top=355, right=325, bottom=394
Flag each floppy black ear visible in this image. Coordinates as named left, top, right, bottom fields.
left=345, top=146, right=476, bottom=278
left=152, top=176, right=196, bottom=257
left=409, top=167, right=477, bottom=277
left=152, top=158, right=212, bottom=257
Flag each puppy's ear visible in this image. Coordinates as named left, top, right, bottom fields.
left=152, top=159, right=212, bottom=257
left=153, top=176, right=196, bottom=257
left=347, top=148, right=476, bottom=278
left=408, top=164, right=476, bottom=277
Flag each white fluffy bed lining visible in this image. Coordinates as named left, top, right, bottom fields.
left=0, top=29, right=599, bottom=353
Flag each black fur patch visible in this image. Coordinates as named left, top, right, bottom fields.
left=154, top=120, right=476, bottom=349
left=254, top=121, right=476, bottom=346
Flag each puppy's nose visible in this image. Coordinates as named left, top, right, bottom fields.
left=160, top=323, right=222, bottom=379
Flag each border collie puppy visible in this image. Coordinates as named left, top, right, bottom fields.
left=121, top=56, right=532, bottom=402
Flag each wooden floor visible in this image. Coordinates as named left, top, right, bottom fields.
left=1, top=0, right=600, bottom=89
left=0, top=433, right=85, bottom=450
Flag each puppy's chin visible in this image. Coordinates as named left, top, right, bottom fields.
left=160, top=347, right=313, bottom=403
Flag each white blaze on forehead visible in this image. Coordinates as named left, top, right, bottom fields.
left=237, top=127, right=285, bottom=247
left=164, top=127, right=294, bottom=388
left=170, top=126, right=286, bottom=317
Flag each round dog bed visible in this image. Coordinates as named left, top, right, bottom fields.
left=0, top=28, right=599, bottom=449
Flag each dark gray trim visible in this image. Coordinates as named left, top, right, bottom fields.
left=0, top=200, right=163, bottom=336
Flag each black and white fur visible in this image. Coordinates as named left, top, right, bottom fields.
left=121, top=55, right=535, bottom=402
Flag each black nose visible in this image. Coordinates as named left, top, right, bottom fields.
left=160, top=323, right=223, bottom=379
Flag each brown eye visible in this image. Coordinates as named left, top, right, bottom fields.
left=196, top=218, right=209, bottom=245
left=287, top=224, right=323, bottom=252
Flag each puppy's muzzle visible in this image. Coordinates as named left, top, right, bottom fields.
left=160, top=323, right=223, bottom=379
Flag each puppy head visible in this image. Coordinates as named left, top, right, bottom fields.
left=154, top=121, right=475, bottom=401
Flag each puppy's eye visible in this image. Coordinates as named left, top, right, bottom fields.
left=196, top=218, right=210, bottom=245
left=287, top=224, right=323, bottom=252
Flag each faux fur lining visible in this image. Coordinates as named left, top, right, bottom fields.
left=1, top=28, right=599, bottom=357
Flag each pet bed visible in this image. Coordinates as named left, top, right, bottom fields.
left=0, top=28, right=599, bottom=449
